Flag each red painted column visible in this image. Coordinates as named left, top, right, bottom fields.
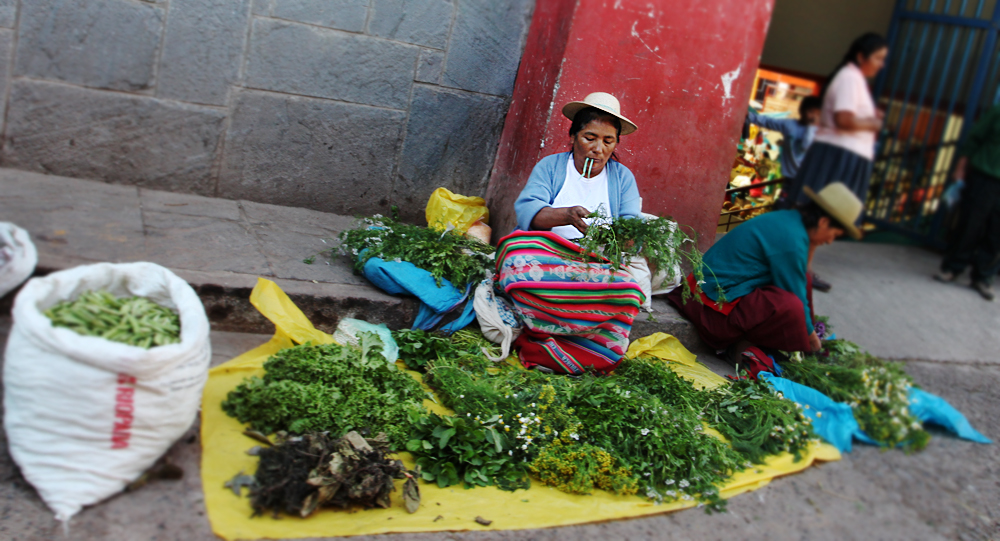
left=486, top=0, right=774, bottom=249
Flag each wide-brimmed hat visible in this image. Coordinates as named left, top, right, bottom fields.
left=803, top=182, right=863, bottom=239
left=562, top=92, right=638, bottom=135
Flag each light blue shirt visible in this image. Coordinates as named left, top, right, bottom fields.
left=514, top=152, right=642, bottom=232
left=747, top=111, right=817, bottom=179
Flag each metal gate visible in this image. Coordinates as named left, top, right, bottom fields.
left=867, top=0, right=1000, bottom=246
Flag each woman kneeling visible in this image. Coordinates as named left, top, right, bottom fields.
left=667, top=183, right=863, bottom=368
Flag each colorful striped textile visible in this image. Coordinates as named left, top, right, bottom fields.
left=496, top=231, right=644, bottom=374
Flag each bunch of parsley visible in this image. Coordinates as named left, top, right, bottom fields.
left=338, top=215, right=494, bottom=288
left=222, top=334, right=428, bottom=449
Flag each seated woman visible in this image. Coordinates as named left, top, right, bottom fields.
left=496, top=92, right=644, bottom=375
left=667, top=182, right=863, bottom=370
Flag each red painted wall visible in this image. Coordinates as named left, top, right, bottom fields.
left=487, top=0, right=775, bottom=250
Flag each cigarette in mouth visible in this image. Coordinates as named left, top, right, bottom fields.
left=583, top=158, right=594, bottom=178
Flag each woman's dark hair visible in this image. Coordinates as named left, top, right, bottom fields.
left=797, top=200, right=843, bottom=230
left=569, top=107, right=622, bottom=140
left=819, top=32, right=888, bottom=102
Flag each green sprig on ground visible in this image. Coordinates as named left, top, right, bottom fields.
left=780, top=339, right=930, bottom=451
left=222, top=335, right=428, bottom=448
left=338, top=215, right=494, bottom=288
left=574, top=211, right=723, bottom=303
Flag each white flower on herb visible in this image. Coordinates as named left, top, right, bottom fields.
left=641, top=428, right=650, bottom=436
left=679, top=479, right=690, bottom=488
left=459, top=395, right=464, bottom=398
left=665, top=479, right=675, bottom=485
left=509, top=450, right=513, bottom=456
left=570, top=433, right=580, bottom=440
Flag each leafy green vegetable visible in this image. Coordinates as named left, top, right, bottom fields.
left=44, top=289, right=181, bottom=348
left=222, top=335, right=427, bottom=448
left=417, top=337, right=749, bottom=511
left=704, top=377, right=816, bottom=464
left=407, top=412, right=530, bottom=491
left=780, top=339, right=930, bottom=451
left=338, top=215, right=493, bottom=288
left=393, top=329, right=503, bottom=373
left=574, top=210, right=724, bottom=303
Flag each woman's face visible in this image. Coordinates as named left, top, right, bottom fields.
left=571, top=118, right=619, bottom=177
left=808, top=216, right=845, bottom=247
left=857, top=47, right=889, bottom=78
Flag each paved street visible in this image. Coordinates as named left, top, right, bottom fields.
left=1, top=169, right=997, bottom=540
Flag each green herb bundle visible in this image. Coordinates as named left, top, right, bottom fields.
left=406, top=412, right=530, bottom=491
left=704, top=377, right=817, bottom=464
left=410, top=337, right=750, bottom=510
left=44, top=289, right=181, bottom=348
left=780, top=339, right=930, bottom=451
left=393, top=329, right=504, bottom=373
left=338, top=215, right=494, bottom=288
left=574, top=210, right=723, bottom=302
left=222, top=334, right=427, bottom=448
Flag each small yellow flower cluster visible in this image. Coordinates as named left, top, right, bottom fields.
left=529, top=431, right=638, bottom=496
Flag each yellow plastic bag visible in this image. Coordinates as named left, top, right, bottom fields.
left=425, top=187, right=489, bottom=233
left=201, top=284, right=841, bottom=540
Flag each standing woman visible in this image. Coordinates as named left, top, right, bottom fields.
left=785, top=33, right=889, bottom=210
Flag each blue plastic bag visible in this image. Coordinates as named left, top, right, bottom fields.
left=361, top=256, right=476, bottom=332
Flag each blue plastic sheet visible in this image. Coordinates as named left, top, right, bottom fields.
left=760, top=373, right=991, bottom=452
left=909, top=387, right=991, bottom=444
left=361, top=256, right=475, bottom=332
left=760, top=373, right=861, bottom=453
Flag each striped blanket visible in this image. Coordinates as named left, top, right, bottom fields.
left=496, top=231, right=644, bottom=374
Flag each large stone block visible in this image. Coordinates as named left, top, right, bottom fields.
left=157, top=0, right=252, bottom=106
left=442, top=0, right=533, bottom=97
left=245, top=18, right=417, bottom=109
left=415, top=48, right=445, bottom=84
left=271, top=0, right=368, bottom=32
left=15, top=0, right=164, bottom=91
left=2, top=80, right=226, bottom=195
left=368, top=0, right=453, bottom=49
left=394, top=85, right=508, bottom=222
left=218, top=90, right=405, bottom=215
left=0, top=0, right=16, bottom=28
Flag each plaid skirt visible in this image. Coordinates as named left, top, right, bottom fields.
left=496, top=231, right=644, bottom=375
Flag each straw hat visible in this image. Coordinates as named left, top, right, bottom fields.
left=803, top=182, right=863, bottom=239
left=562, top=92, right=638, bottom=135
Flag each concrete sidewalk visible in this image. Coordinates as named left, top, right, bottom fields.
left=812, top=240, right=1000, bottom=364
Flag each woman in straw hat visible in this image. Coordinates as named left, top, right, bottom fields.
left=667, top=182, right=864, bottom=371
left=494, top=92, right=645, bottom=375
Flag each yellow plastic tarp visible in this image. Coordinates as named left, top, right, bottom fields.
left=201, top=279, right=841, bottom=540
left=425, top=187, right=489, bottom=233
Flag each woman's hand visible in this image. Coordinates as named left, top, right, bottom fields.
left=530, top=206, right=591, bottom=233
left=834, top=111, right=882, bottom=132
left=953, top=156, right=968, bottom=180
left=808, top=331, right=822, bottom=353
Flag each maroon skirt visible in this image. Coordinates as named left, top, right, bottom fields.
left=667, top=282, right=813, bottom=353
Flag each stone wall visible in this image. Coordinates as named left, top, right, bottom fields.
left=0, top=0, right=535, bottom=222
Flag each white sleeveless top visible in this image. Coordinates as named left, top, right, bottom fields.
left=550, top=155, right=611, bottom=240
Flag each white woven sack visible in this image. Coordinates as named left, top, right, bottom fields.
left=472, top=275, right=521, bottom=362
left=0, top=222, right=37, bottom=298
left=3, top=262, right=210, bottom=521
